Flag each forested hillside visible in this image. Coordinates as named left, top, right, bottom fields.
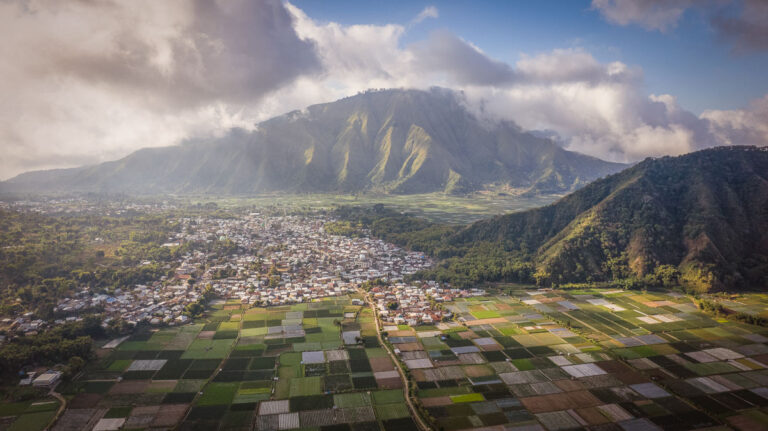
left=335, top=146, right=768, bottom=292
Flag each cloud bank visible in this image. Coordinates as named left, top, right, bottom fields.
left=0, top=0, right=767, bottom=179
left=0, top=0, right=319, bottom=179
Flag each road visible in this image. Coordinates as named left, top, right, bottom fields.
left=361, top=289, right=430, bottom=431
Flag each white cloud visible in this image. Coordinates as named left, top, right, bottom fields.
left=1, top=0, right=767, bottom=179
left=702, top=95, right=768, bottom=145
left=413, top=6, right=439, bottom=24
left=0, top=0, right=319, bottom=179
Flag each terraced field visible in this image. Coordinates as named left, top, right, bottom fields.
left=53, top=295, right=417, bottom=431
left=389, top=289, right=768, bottom=431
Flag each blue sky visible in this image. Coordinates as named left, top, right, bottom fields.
left=292, top=0, right=768, bottom=114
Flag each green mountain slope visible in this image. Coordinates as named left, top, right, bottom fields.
left=453, top=146, right=768, bottom=291
left=340, top=146, right=768, bottom=292
left=2, top=89, right=624, bottom=195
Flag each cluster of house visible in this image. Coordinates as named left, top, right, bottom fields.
left=18, top=369, right=63, bottom=388
left=1, top=197, right=176, bottom=216
left=371, top=282, right=486, bottom=325
left=53, top=281, right=199, bottom=328
left=185, top=214, right=434, bottom=306
left=1, top=200, right=485, bottom=339
left=2, top=313, right=47, bottom=336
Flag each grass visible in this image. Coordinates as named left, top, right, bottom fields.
left=197, top=383, right=238, bottom=405
left=279, top=352, right=302, bottom=366
left=470, top=310, right=501, bottom=319
left=365, top=348, right=388, bottom=358
left=511, top=333, right=564, bottom=347
left=107, top=359, right=132, bottom=371
left=7, top=411, right=57, bottom=431
left=375, top=403, right=410, bottom=420
left=174, top=380, right=206, bottom=393
left=372, top=390, right=405, bottom=404
left=450, top=393, right=485, bottom=403
left=334, top=392, right=372, bottom=408
left=289, top=376, right=323, bottom=397
left=0, top=402, right=30, bottom=416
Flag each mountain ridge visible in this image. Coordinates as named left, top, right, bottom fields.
left=1, top=88, right=626, bottom=195
left=336, top=146, right=768, bottom=292
left=449, top=145, right=768, bottom=291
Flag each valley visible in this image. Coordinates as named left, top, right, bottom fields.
left=1, top=147, right=768, bottom=431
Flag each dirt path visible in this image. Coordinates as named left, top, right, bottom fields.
left=361, top=289, right=430, bottom=431
left=45, top=387, right=66, bottom=431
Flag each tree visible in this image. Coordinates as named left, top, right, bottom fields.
left=387, top=302, right=399, bottom=311
left=66, top=356, right=86, bottom=377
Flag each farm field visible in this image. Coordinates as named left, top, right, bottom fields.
left=389, top=288, right=768, bottom=431
left=0, top=398, right=61, bottom=431
left=52, top=295, right=416, bottom=431
left=184, top=192, right=561, bottom=224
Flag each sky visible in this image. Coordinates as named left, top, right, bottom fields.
left=1, top=0, right=768, bottom=179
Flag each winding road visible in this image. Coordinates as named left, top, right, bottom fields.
left=361, top=289, right=430, bottom=431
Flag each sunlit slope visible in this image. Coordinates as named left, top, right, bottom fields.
left=453, top=146, right=768, bottom=291
left=3, top=89, right=625, bottom=195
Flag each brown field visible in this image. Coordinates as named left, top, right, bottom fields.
left=397, top=343, right=422, bottom=352
left=458, top=331, right=478, bottom=339
left=376, top=377, right=403, bottom=389
left=421, top=396, right=452, bottom=407
left=152, top=404, right=189, bottom=428
left=369, top=357, right=396, bottom=372
left=467, top=318, right=508, bottom=325
left=538, top=296, right=565, bottom=303
left=410, top=369, right=427, bottom=381
left=574, top=407, right=612, bottom=425
left=479, top=343, right=503, bottom=351
left=520, top=390, right=601, bottom=413
left=68, top=394, right=103, bottom=409
left=463, top=365, right=495, bottom=378
left=197, top=331, right=215, bottom=339
left=131, top=405, right=160, bottom=416
left=554, top=379, right=586, bottom=392
left=389, top=330, right=415, bottom=337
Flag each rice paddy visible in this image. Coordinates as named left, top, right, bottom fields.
left=29, top=287, right=768, bottom=430
left=394, top=288, right=768, bottom=431
left=51, top=295, right=414, bottom=430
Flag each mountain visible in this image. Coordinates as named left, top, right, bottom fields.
left=1, top=89, right=625, bottom=195
left=445, top=146, right=768, bottom=292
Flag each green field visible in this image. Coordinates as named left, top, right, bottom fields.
left=184, top=193, right=561, bottom=224
left=42, top=295, right=416, bottom=430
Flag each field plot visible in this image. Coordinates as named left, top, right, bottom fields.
left=46, top=287, right=768, bottom=430
left=51, top=294, right=419, bottom=430
left=411, top=291, right=768, bottom=431
left=0, top=399, right=60, bottom=431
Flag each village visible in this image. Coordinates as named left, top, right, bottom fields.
left=2, top=203, right=479, bottom=338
